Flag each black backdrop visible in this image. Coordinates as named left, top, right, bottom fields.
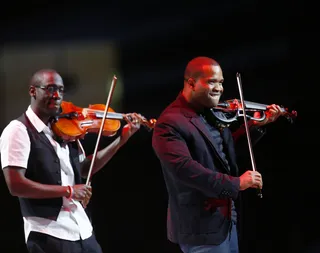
left=1, top=2, right=315, bottom=253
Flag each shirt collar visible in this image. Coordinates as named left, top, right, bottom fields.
left=25, top=105, right=49, bottom=133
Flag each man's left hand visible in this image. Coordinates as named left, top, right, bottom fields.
left=253, top=104, right=283, bottom=126
left=120, top=113, right=141, bottom=144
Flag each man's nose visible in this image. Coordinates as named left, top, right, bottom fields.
left=52, top=90, right=62, bottom=99
left=213, top=83, right=223, bottom=92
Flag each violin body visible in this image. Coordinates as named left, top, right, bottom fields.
left=51, top=101, right=121, bottom=142
left=51, top=101, right=156, bottom=142
left=211, top=99, right=297, bottom=126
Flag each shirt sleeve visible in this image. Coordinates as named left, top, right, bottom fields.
left=0, top=120, right=31, bottom=169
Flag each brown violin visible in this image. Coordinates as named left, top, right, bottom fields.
left=51, top=101, right=157, bottom=142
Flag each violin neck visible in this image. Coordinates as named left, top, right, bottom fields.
left=87, top=109, right=124, bottom=120
left=243, top=100, right=287, bottom=113
left=220, top=99, right=288, bottom=112
left=219, top=99, right=269, bottom=110
left=243, top=100, right=268, bottom=110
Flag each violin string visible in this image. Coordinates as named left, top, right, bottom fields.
left=85, top=109, right=152, bottom=128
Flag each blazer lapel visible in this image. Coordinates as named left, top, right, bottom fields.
left=190, top=117, right=230, bottom=173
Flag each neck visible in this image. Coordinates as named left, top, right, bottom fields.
left=30, top=104, right=51, bottom=125
left=182, top=89, right=204, bottom=112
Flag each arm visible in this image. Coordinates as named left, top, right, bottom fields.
left=232, top=119, right=266, bottom=145
left=232, top=104, right=283, bottom=144
left=0, top=122, right=70, bottom=199
left=80, top=135, right=124, bottom=178
left=80, top=113, right=141, bottom=178
left=3, top=167, right=70, bottom=198
left=152, top=118, right=240, bottom=200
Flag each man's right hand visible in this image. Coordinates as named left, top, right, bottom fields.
left=239, top=170, right=263, bottom=191
left=69, top=184, right=92, bottom=202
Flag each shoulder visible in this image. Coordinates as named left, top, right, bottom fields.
left=0, top=120, right=30, bottom=162
left=1, top=120, right=27, bottom=138
left=156, top=98, right=190, bottom=124
left=156, top=106, right=188, bottom=129
left=153, top=106, right=194, bottom=145
left=0, top=120, right=29, bottom=147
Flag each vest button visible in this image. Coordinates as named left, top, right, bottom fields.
left=57, top=180, right=61, bottom=184
left=54, top=159, right=59, bottom=163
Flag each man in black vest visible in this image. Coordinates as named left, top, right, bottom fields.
left=0, top=69, right=141, bottom=253
left=152, top=56, right=284, bottom=253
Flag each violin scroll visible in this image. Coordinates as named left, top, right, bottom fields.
left=125, top=113, right=157, bottom=131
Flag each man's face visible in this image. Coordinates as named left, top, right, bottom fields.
left=30, top=72, right=64, bottom=117
left=192, top=65, right=224, bottom=108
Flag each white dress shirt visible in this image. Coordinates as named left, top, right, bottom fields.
left=0, top=106, right=93, bottom=243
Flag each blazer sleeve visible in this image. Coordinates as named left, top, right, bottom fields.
left=152, top=116, right=240, bottom=200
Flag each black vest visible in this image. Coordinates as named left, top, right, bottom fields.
left=16, top=113, right=82, bottom=219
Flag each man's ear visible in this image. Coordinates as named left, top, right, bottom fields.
left=187, top=78, right=195, bottom=87
left=29, top=86, right=36, bottom=98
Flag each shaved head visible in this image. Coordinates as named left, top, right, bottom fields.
left=184, top=56, right=220, bottom=81
left=30, top=69, right=63, bottom=87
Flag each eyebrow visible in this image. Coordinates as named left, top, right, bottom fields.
left=208, top=78, right=224, bottom=83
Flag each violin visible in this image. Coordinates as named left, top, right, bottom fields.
left=224, top=73, right=297, bottom=198
left=51, top=101, right=157, bottom=142
left=211, top=98, right=297, bottom=126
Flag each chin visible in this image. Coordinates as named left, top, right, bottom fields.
left=212, top=101, right=219, bottom=107
left=47, top=108, right=60, bottom=116
left=206, top=96, right=220, bottom=107
left=208, top=100, right=219, bottom=108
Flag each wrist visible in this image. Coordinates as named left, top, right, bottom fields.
left=248, top=119, right=257, bottom=127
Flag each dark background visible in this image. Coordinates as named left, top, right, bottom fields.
left=1, top=1, right=315, bottom=253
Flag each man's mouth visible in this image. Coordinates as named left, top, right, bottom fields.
left=48, top=102, right=61, bottom=108
left=210, top=93, right=221, bottom=97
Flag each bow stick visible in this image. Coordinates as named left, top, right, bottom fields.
left=236, top=72, right=263, bottom=198
left=85, top=75, right=118, bottom=185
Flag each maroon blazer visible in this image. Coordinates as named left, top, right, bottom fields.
left=152, top=93, right=265, bottom=245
